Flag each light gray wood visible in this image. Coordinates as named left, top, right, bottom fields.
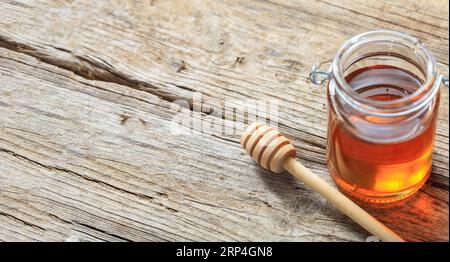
left=0, top=0, right=448, bottom=241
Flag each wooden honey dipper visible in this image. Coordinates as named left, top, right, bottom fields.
left=240, top=122, right=405, bottom=242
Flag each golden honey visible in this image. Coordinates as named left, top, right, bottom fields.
left=327, top=65, right=440, bottom=203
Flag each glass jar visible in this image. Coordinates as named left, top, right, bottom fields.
left=321, top=30, right=443, bottom=203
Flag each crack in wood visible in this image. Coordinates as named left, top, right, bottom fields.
left=0, top=35, right=189, bottom=106
left=47, top=214, right=132, bottom=242
left=75, top=222, right=132, bottom=242
left=0, top=211, right=46, bottom=231
left=0, top=147, right=155, bottom=202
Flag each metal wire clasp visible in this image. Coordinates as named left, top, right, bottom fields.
left=309, top=59, right=332, bottom=85
left=438, top=63, right=449, bottom=88
left=443, top=76, right=449, bottom=87
left=309, top=60, right=448, bottom=88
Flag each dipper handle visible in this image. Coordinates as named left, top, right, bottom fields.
left=283, top=157, right=404, bottom=242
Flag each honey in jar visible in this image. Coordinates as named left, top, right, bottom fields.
left=326, top=30, right=442, bottom=203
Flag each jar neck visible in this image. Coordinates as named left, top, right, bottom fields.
left=331, top=30, right=441, bottom=118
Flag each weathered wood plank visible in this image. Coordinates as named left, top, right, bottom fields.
left=0, top=48, right=370, bottom=241
left=0, top=0, right=448, bottom=241
left=0, top=0, right=447, bottom=178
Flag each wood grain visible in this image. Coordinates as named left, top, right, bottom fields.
left=0, top=0, right=448, bottom=241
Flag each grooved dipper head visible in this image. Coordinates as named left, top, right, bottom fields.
left=240, top=123, right=296, bottom=173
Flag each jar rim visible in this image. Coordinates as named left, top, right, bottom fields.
left=331, top=29, right=440, bottom=116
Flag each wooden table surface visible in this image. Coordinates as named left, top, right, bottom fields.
left=0, top=0, right=448, bottom=242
